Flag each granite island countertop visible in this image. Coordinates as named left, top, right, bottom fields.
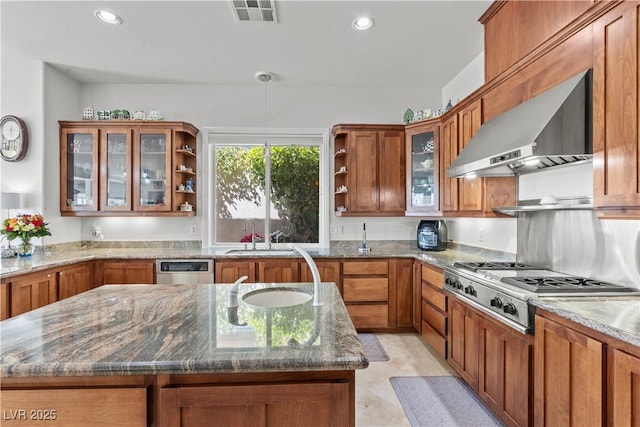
left=0, top=282, right=368, bottom=377
left=530, top=296, right=640, bottom=348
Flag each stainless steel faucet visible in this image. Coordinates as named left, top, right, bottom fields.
left=243, top=218, right=257, bottom=250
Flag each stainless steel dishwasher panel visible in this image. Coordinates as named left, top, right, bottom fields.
left=155, top=259, right=214, bottom=284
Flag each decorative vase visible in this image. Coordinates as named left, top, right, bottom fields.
left=17, top=237, right=33, bottom=258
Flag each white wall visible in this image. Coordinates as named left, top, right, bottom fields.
left=442, top=52, right=484, bottom=108
left=0, top=60, right=45, bottom=211
left=43, top=64, right=83, bottom=244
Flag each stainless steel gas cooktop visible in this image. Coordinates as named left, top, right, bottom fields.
left=445, top=262, right=639, bottom=334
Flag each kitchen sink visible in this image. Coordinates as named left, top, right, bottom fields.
left=224, top=249, right=295, bottom=256
left=242, top=287, right=312, bottom=308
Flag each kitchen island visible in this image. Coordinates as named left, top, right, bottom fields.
left=0, top=281, right=367, bottom=427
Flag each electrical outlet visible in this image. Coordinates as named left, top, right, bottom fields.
left=190, top=225, right=197, bottom=235
left=330, top=225, right=343, bottom=236
left=478, top=227, right=484, bottom=242
left=91, top=223, right=103, bottom=240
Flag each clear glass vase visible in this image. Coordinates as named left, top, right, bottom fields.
left=17, top=237, right=33, bottom=258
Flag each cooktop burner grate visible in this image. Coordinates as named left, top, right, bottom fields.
left=502, top=276, right=635, bottom=293
left=453, top=262, right=541, bottom=271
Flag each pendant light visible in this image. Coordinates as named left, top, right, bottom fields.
left=255, top=71, right=274, bottom=247
left=255, top=71, right=274, bottom=141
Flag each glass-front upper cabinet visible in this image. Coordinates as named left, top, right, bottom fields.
left=133, top=128, right=172, bottom=211
left=60, top=121, right=198, bottom=216
left=405, top=121, right=440, bottom=215
left=100, top=129, right=132, bottom=211
left=60, top=127, right=99, bottom=212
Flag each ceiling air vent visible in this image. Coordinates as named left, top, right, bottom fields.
left=230, top=0, right=278, bottom=23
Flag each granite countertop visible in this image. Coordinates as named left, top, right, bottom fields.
left=530, top=297, right=640, bottom=348
left=0, top=282, right=368, bottom=377
left=0, top=241, right=514, bottom=279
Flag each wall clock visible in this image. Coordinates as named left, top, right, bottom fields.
left=1, top=115, right=28, bottom=162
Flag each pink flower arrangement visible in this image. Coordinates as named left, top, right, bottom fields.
left=240, top=233, right=262, bottom=243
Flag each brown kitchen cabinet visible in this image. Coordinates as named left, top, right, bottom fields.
left=1, top=280, right=10, bottom=320
left=2, top=262, right=93, bottom=319
left=2, top=387, right=147, bottom=427
left=257, top=259, right=300, bottom=283
left=608, top=347, right=640, bottom=427
left=405, top=120, right=440, bottom=215
left=215, top=260, right=257, bottom=283
left=59, top=121, right=198, bottom=216
left=173, top=133, right=197, bottom=213
left=391, top=258, right=413, bottom=329
left=412, top=261, right=422, bottom=332
left=340, top=258, right=413, bottom=331
left=438, top=100, right=516, bottom=217
left=439, top=114, right=459, bottom=212
left=9, top=270, right=58, bottom=317
left=449, top=295, right=532, bottom=427
left=479, top=315, right=532, bottom=427
left=480, top=1, right=593, bottom=82
left=535, top=307, right=640, bottom=427
left=534, top=314, right=604, bottom=427
left=214, top=259, right=302, bottom=284
left=58, top=261, right=94, bottom=300
left=420, top=263, right=448, bottom=359
left=342, top=259, right=390, bottom=329
left=448, top=297, right=479, bottom=390
left=300, top=259, right=341, bottom=293
left=215, top=258, right=308, bottom=285
left=593, top=1, right=640, bottom=218
left=158, top=381, right=350, bottom=427
left=60, top=125, right=100, bottom=212
left=98, top=259, right=155, bottom=285
left=332, top=124, right=405, bottom=216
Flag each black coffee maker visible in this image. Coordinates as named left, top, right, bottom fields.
left=417, top=220, right=448, bottom=251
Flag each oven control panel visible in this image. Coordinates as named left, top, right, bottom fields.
left=444, top=270, right=531, bottom=331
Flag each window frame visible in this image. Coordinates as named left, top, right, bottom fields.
left=201, top=127, right=330, bottom=249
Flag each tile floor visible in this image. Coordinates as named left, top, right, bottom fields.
left=356, top=333, right=457, bottom=427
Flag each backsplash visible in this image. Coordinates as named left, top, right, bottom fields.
left=41, top=240, right=202, bottom=254
left=517, top=210, right=640, bottom=289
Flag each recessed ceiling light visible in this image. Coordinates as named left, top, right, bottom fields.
left=353, top=16, right=373, bottom=31
left=95, top=10, right=122, bottom=25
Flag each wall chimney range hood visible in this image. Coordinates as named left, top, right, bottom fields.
left=448, top=69, right=592, bottom=178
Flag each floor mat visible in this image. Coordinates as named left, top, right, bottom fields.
left=390, top=376, right=504, bottom=426
left=357, top=333, right=389, bottom=362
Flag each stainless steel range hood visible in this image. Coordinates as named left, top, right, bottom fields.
left=448, top=70, right=592, bottom=178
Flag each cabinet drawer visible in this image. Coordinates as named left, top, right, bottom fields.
left=346, top=304, right=388, bottom=329
left=421, top=320, right=447, bottom=359
left=422, top=283, right=447, bottom=313
left=342, top=260, right=388, bottom=276
left=422, top=300, right=447, bottom=337
left=421, top=265, right=444, bottom=289
left=1, top=387, right=146, bottom=427
left=343, top=278, right=388, bottom=302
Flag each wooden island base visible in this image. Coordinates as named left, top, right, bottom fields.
left=1, top=370, right=355, bottom=427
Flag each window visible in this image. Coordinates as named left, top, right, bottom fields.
left=202, top=128, right=330, bottom=248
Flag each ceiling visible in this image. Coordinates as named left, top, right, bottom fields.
left=1, top=1, right=491, bottom=89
